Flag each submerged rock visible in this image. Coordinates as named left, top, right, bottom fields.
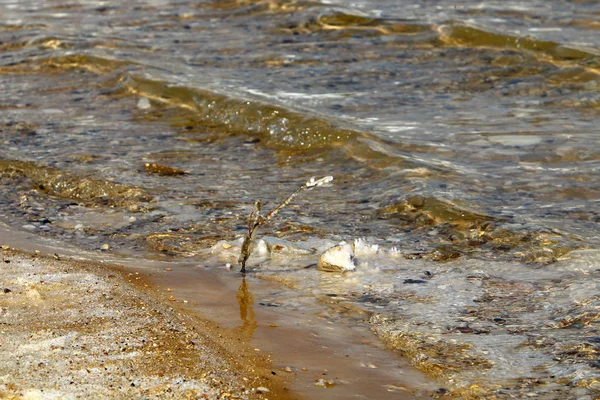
left=317, top=242, right=356, bottom=272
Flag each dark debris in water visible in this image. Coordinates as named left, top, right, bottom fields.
left=403, top=279, right=428, bottom=284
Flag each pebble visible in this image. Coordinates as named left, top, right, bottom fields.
left=22, top=224, right=36, bottom=231
left=137, top=97, right=151, bottom=109
left=255, top=387, right=270, bottom=393
left=26, top=288, right=42, bottom=301
left=383, top=384, right=408, bottom=392
left=314, top=378, right=335, bottom=388
left=100, top=244, right=110, bottom=251
left=283, top=367, right=292, bottom=373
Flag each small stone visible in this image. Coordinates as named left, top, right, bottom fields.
left=22, top=224, right=36, bottom=231
left=284, top=367, right=292, bottom=373
left=169, top=296, right=176, bottom=301
left=255, top=387, right=270, bottom=393
left=314, top=379, right=335, bottom=388
left=1, top=245, right=9, bottom=250
left=26, top=288, right=42, bottom=301
left=383, top=384, right=408, bottom=392
left=137, top=97, right=151, bottom=109
left=100, top=244, right=110, bottom=251
left=317, top=242, right=356, bottom=272
left=3, top=288, right=11, bottom=293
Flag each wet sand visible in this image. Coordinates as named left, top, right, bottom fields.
left=0, top=247, right=295, bottom=400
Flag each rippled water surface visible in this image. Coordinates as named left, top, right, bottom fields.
left=1, top=0, right=599, bottom=398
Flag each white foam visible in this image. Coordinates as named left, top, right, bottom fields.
left=353, top=238, right=379, bottom=256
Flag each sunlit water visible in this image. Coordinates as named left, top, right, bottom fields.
left=1, top=0, right=599, bottom=398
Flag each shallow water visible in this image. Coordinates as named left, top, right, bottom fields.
left=1, top=0, right=599, bottom=398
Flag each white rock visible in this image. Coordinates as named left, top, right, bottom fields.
left=318, top=242, right=356, bottom=272
left=137, top=97, right=151, bottom=109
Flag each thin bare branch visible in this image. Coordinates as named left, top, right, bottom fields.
left=238, top=176, right=333, bottom=273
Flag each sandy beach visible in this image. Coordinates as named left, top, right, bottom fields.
left=0, top=247, right=295, bottom=400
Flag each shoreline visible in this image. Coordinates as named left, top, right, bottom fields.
left=0, top=246, right=297, bottom=400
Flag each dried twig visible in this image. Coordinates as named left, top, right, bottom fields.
left=238, top=176, right=333, bottom=273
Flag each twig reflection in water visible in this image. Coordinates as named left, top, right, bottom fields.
left=238, top=176, right=333, bottom=273
left=235, top=278, right=257, bottom=339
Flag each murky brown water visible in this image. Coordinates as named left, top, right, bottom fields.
left=1, top=0, right=599, bottom=398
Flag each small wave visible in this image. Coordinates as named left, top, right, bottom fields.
left=278, top=10, right=432, bottom=39
left=437, top=23, right=600, bottom=74
left=0, top=159, right=151, bottom=208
